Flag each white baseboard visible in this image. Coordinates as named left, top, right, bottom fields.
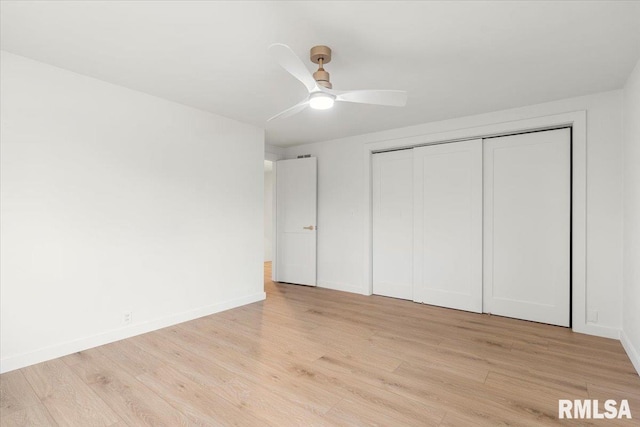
left=317, top=280, right=368, bottom=296
left=572, top=322, right=621, bottom=340
left=0, top=292, right=265, bottom=374
left=621, top=330, right=640, bottom=376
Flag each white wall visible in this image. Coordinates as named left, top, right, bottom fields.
left=285, top=90, right=624, bottom=337
left=0, top=51, right=265, bottom=373
left=264, top=169, right=273, bottom=262
left=265, top=143, right=285, bottom=162
left=622, top=59, right=640, bottom=373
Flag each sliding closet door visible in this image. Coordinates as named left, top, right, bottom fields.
left=413, top=140, right=483, bottom=313
left=483, top=128, right=570, bottom=326
left=372, top=150, right=413, bottom=300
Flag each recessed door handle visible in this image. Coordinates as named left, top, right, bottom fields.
left=303, top=225, right=315, bottom=230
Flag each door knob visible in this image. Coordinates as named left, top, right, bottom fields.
left=303, top=225, right=315, bottom=230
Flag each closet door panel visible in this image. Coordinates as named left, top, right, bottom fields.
left=413, top=140, right=483, bottom=313
left=372, top=150, right=414, bottom=300
left=483, top=128, right=570, bottom=326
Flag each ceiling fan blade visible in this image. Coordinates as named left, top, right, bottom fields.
left=335, top=90, right=407, bottom=107
left=269, top=43, right=317, bottom=93
left=267, top=99, right=309, bottom=122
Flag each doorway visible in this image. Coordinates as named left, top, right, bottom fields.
left=264, top=160, right=274, bottom=282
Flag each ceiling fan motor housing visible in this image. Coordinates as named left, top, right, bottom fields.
left=310, top=45, right=333, bottom=89
left=313, top=69, right=332, bottom=89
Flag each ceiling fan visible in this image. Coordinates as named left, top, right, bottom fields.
left=268, top=44, right=408, bottom=121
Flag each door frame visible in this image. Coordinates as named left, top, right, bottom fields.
left=265, top=150, right=283, bottom=282
left=362, top=110, right=613, bottom=338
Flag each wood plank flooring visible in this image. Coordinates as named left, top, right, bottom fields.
left=2, top=262, right=639, bottom=426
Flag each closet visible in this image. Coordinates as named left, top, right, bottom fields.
left=372, top=128, right=571, bottom=326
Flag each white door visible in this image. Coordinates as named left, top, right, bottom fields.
left=372, top=149, right=413, bottom=300
left=413, top=140, right=483, bottom=313
left=275, top=157, right=317, bottom=286
left=483, top=128, right=570, bottom=326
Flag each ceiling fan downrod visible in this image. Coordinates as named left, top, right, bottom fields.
left=310, top=45, right=332, bottom=89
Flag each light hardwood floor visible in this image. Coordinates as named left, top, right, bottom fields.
left=2, top=262, right=639, bottom=426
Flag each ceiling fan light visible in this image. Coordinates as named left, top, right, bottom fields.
left=309, top=92, right=335, bottom=110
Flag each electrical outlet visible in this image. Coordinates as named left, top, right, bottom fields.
left=123, top=311, right=132, bottom=325
left=587, top=309, right=598, bottom=323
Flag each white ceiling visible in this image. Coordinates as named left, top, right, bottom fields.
left=2, top=1, right=639, bottom=147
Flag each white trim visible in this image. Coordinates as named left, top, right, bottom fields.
left=621, top=330, right=640, bottom=376
left=363, top=111, right=598, bottom=337
left=265, top=150, right=281, bottom=281
left=272, top=161, right=278, bottom=281
left=0, top=292, right=266, bottom=374
left=318, top=280, right=369, bottom=296
left=580, top=323, right=621, bottom=340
